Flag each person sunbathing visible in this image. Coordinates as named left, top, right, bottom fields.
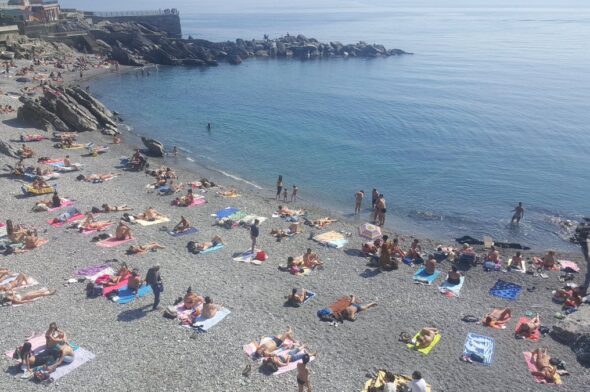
left=101, top=203, right=133, bottom=212
left=127, top=269, right=143, bottom=293
left=202, top=296, right=223, bottom=319
left=263, top=346, right=315, bottom=372
left=190, top=235, right=223, bottom=253
left=0, top=287, right=56, bottom=305
left=341, top=295, right=377, bottom=321
left=288, top=288, right=308, bottom=306
left=391, top=237, right=405, bottom=258
left=33, top=343, right=75, bottom=381
left=413, top=328, right=439, bottom=349
left=31, top=177, right=50, bottom=190
left=446, top=266, right=463, bottom=285
left=379, top=239, right=395, bottom=270
left=77, top=173, right=116, bottom=183
left=534, top=250, right=557, bottom=269
left=362, top=239, right=381, bottom=255
left=253, top=327, right=295, bottom=358
left=45, top=322, right=67, bottom=348
left=183, top=291, right=205, bottom=309
left=303, top=248, right=323, bottom=269
left=173, top=216, right=191, bottom=233
left=6, top=220, right=27, bottom=243
left=174, top=189, right=195, bottom=206
left=309, top=217, right=337, bottom=228
left=134, top=207, right=165, bottom=221
left=278, top=205, right=303, bottom=217
left=485, top=246, right=500, bottom=262
left=14, top=231, right=46, bottom=252
left=509, top=251, right=526, bottom=271
left=126, top=242, right=165, bottom=255
left=104, top=264, right=130, bottom=286
left=35, top=192, right=62, bottom=210
left=18, top=144, right=34, bottom=158
left=217, top=188, right=239, bottom=197
left=13, top=341, right=54, bottom=373
left=424, top=254, right=437, bottom=275
left=516, top=314, right=541, bottom=338
left=279, top=256, right=305, bottom=274
left=407, top=239, right=422, bottom=260
left=0, top=272, right=32, bottom=291
left=115, top=221, right=132, bottom=240
left=483, top=308, right=512, bottom=328
left=531, top=348, right=559, bottom=383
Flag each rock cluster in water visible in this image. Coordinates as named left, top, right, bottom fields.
left=83, top=21, right=411, bottom=67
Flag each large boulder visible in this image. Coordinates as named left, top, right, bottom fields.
left=17, top=98, right=70, bottom=132
left=141, top=137, right=165, bottom=157
left=550, top=306, right=590, bottom=366
left=66, top=87, right=117, bottom=128
left=45, top=88, right=100, bottom=132
left=0, top=138, right=19, bottom=158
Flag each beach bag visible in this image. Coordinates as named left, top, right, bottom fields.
left=163, top=305, right=178, bottom=319
left=255, top=251, right=267, bottom=261
left=317, top=308, right=334, bottom=322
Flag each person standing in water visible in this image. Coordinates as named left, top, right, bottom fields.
left=371, top=188, right=379, bottom=210
left=207, top=123, right=211, bottom=131
left=354, top=190, right=364, bottom=215
left=511, top=202, right=524, bottom=223
left=291, top=185, right=298, bottom=203
left=276, top=175, right=283, bottom=201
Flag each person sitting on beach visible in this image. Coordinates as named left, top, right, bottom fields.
left=173, top=216, right=190, bottom=233
left=14, top=231, right=46, bottom=253
left=174, top=189, right=195, bottom=206
left=341, top=295, right=378, bottom=321
left=379, top=236, right=397, bottom=270
left=0, top=272, right=33, bottom=291
left=100, top=203, right=133, bottom=212
left=456, top=243, right=477, bottom=264
left=278, top=256, right=305, bottom=275
left=127, top=269, right=143, bottom=293
left=32, top=342, right=75, bottom=381
left=104, top=263, right=130, bottom=286
left=34, top=192, right=62, bottom=211
left=6, top=220, right=27, bottom=243
left=134, top=207, right=165, bottom=222
left=534, top=250, right=557, bottom=269
left=31, top=177, right=50, bottom=190
left=0, top=287, right=56, bottom=305
left=288, top=288, right=308, bottom=306
left=407, top=239, right=422, bottom=261
left=278, top=205, right=303, bottom=217
left=531, top=348, right=560, bottom=384
left=115, top=221, right=132, bottom=240
left=482, top=308, right=512, bottom=328
left=253, top=327, right=295, bottom=358
left=45, top=322, right=67, bottom=348
left=18, top=144, right=34, bottom=158
left=63, top=155, right=72, bottom=167
left=126, top=242, right=165, bottom=255
left=516, top=314, right=541, bottom=339
left=424, top=254, right=437, bottom=275
left=486, top=246, right=500, bottom=262
left=411, top=328, right=439, bottom=349
left=12, top=341, right=59, bottom=374
left=303, top=248, right=323, bottom=269
left=183, top=291, right=205, bottom=310
left=446, top=265, right=463, bottom=285
left=508, top=251, right=526, bottom=271
left=390, top=237, right=405, bottom=258
left=164, top=167, right=176, bottom=179
left=202, top=296, right=223, bottom=319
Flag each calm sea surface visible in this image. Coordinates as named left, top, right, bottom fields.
left=90, top=6, right=590, bottom=251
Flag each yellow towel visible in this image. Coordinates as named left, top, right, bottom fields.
left=135, top=217, right=170, bottom=226
left=407, top=332, right=441, bottom=355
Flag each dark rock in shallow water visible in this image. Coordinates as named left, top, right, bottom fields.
left=142, top=137, right=165, bottom=157
left=228, top=54, right=242, bottom=65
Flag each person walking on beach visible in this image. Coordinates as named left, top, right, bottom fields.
left=250, top=219, right=260, bottom=253
left=276, top=175, right=283, bottom=201
left=371, top=188, right=379, bottom=210
left=145, top=265, right=162, bottom=310
left=354, top=190, right=364, bottom=215
left=296, top=354, right=312, bottom=392
left=511, top=202, right=524, bottom=223
left=378, top=194, right=387, bottom=226
left=291, top=185, right=298, bottom=203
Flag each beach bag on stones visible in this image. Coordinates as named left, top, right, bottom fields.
left=163, top=305, right=178, bottom=319
left=255, top=251, right=267, bottom=261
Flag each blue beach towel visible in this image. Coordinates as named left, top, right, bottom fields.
left=188, top=307, right=231, bottom=331
left=463, top=332, right=495, bottom=365
left=489, top=279, right=522, bottom=300
left=115, top=284, right=153, bottom=304
left=215, top=207, right=239, bottom=219
left=199, top=243, right=224, bottom=254
left=303, top=291, right=316, bottom=304
left=413, top=268, right=441, bottom=285
left=439, top=276, right=465, bottom=297
left=168, top=227, right=198, bottom=237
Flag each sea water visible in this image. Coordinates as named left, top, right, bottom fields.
left=89, top=5, right=590, bottom=251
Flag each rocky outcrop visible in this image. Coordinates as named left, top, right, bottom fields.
left=141, top=137, right=165, bottom=157
left=18, top=98, right=70, bottom=132
left=75, top=21, right=410, bottom=67
left=551, top=306, right=590, bottom=366
left=0, top=139, right=19, bottom=158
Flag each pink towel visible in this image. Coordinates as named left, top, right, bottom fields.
left=48, top=213, right=84, bottom=227
left=188, top=197, right=207, bottom=207
left=102, top=278, right=129, bottom=296
left=4, top=334, right=45, bottom=359
left=523, top=352, right=559, bottom=384
left=558, top=260, right=580, bottom=272
left=515, top=317, right=541, bottom=341
left=47, top=200, right=74, bottom=213
left=41, top=158, right=64, bottom=165
left=97, top=237, right=134, bottom=248
left=0, top=222, right=6, bottom=228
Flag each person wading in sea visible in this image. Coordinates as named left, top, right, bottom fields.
left=511, top=202, right=524, bottom=223
left=355, top=190, right=364, bottom=215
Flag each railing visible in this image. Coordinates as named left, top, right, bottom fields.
left=88, top=9, right=179, bottom=18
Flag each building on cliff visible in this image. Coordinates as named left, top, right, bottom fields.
left=0, top=0, right=59, bottom=23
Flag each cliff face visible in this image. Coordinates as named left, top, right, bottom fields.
left=82, top=21, right=411, bottom=67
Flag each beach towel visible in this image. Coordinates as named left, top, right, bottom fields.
left=198, top=243, right=224, bottom=254
left=53, top=164, right=81, bottom=172
left=181, top=196, right=206, bottom=207
left=96, top=237, right=134, bottom=248
left=0, top=275, right=39, bottom=290
left=43, top=159, right=64, bottom=165
left=407, top=332, right=441, bottom=355
left=50, top=347, right=95, bottom=381
left=438, top=276, right=465, bottom=297
left=22, top=185, right=54, bottom=196
left=413, top=268, right=441, bottom=285
left=215, top=207, right=239, bottom=219
left=489, top=279, right=522, bottom=300
left=274, top=353, right=315, bottom=376
left=186, top=307, right=231, bottom=331
left=303, top=291, right=316, bottom=304
left=522, top=352, right=562, bottom=384
left=463, top=333, right=495, bottom=365
left=135, top=217, right=170, bottom=226
left=558, top=260, right=580, bottom=273
left=47, top=199, right=74, bottom=212
left=362, top=372, right=432, bottom=392
left=113, top=284, right=152, bottom=304
left=233, top=250, right=265, bottom=265
left=101, top=278, right=129, bottom=296
left=313, top=231, right=348, bottom=248
left=168, top=227, right=198, bottom=237
left=515, top=317, right=541, bottom=341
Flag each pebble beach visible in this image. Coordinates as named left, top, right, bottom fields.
left=0, top=55, right=589, bottom=392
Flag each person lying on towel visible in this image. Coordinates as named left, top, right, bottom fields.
left=187, top=236, right=223, bottom=254
left=76, top=173, right=117, bottom=183
left=34, top=192, right=62, bottom=211
left=318, top=295, right=377, bottom=322
left=531, top=348, right=561, bottom=384
left=13, top=231, right=47, bottom=253
left=103, top=263, right=131, bottom=286
left=278, top=205, right=303, bottom=217
left=133, top=207, right=165, bottom=222
left=126, top=242, right=165, bottom=255
left=174, top=189, right=195, bottom=206
left=482, top=308, right=512, bottom=328
left=411, top=327, right=438, bottom=349
left=271, top=223, right=301, bottom=238
left=263, top=347, right=316, bottom=373
left=0, top=287, right=56, bottom=305
left=94, top=204, right=133, bottom=213
left=0, top=272, right=33, bottom=292
left=78, top=213, right=112, bottom=232
left=516, top=314, right=541, bottom=339
left=252, top=327, right=295, bottom=358
left=216, top=188, right=239, bottom=197
left=306, top=217, right=337, bottom=228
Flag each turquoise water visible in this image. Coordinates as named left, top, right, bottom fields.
left=89, top=6, right=590, bottom=251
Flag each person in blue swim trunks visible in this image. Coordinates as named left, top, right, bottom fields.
left=253, top=327, right=295, bottom=358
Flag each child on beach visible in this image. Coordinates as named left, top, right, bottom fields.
left=283, top=188, right=288, bottom=202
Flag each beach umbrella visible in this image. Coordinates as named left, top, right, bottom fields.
left=16, top=77, right=31, bottom=83
left=358, top=222, right=381, bottom=240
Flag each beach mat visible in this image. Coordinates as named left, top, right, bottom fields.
left=85, top=268, right=115, bottom=283
left=233, top=250, right=265, bottom=265
left=186, top=307, right=231, bottom=331
left=74, top=263, right=114, bottom=277
left=215, top=207, right=239, bottom=219
left=96, top=237, right=134, bottom=248
left=50, top=347, right=95, bottom=381
left=522, top=352, right=561, bottom=384
left=515, top=317, right=541, bottom=341
left=47, top=199, right=74, bottom=212
left=198, top=243, right=224, bottom=254
left=489, top=279, right=522, bottom=300
left=438, top=276, right=465, bottom=297
left=303, top=291, right=316, bottom=304
left=168, top=227, right=198, bottom=237
left=113, top=284, right=152, bottom=304
left=463, top=333, right=495, bottom=365
left=135, top=217, right=170, bottom=226
left=413, top=268, right=441, bottom=285
left=407, top=332, right=441, bottom=355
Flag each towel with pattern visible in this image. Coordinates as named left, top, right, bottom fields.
left=463, top=333, right=495, bottom=365
left=489, top=279, right=522, bottom=300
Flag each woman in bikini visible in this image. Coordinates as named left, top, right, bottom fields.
left=0, top=272, right=32, bottom=291
left=413, top=328, right=439, bottom=349
left=104, top=264, right=130, bottom=286
left=134, top=207, right=165, bottom=221
left=126, top=242, right=165, bottom=255
left=531, top=348, right=559, bottom=383
left=482, top=308, right=512, bottom=328
left=0, top=288, right=56, bottom=305
left=516, top=314, right=541, bottom=338
left=101, top=204, right=132, bottom=212
left=115, top=221, right=132, bottom=241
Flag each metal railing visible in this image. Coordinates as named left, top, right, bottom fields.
left=88, top=9, right=179, bottom=18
